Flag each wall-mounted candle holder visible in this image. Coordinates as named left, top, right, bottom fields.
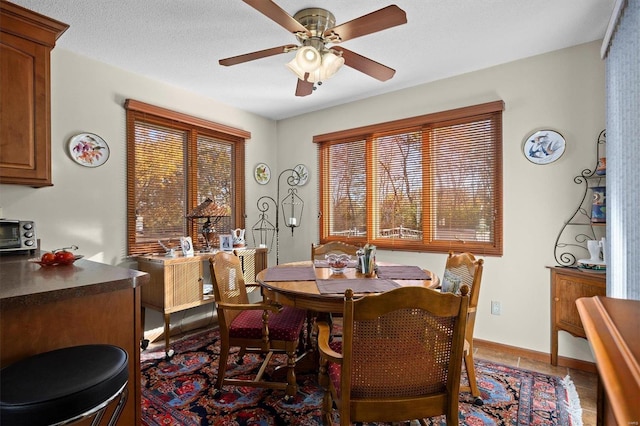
left=251, top=168, right=303, bottom=264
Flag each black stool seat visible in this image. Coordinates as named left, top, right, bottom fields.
left=0, top=345, right=129, bottom=426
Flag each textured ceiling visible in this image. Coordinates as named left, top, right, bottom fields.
left=10, top=0, right=614, bottom=120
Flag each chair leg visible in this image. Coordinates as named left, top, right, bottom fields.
left=464, top=348, right=483, bottom=406
left=236, top=346, right=246, bottom=364
left=318, top=357, right=334, bottom=425
left=215, top=340, right=231, bottom=397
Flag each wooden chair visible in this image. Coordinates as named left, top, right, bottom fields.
left=441, top=251, right=485, bottom=406
left=311, top=241, right=360, bottom=330
left=311, top=241, right=360, bottom=261
left=209, top=251, right=307, bottom=400
left=317, top=285, right=470, bottom=425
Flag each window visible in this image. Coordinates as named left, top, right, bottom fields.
left=125, top=100, right=249, bottom=255
left=315, top=101, right=504, bottom=255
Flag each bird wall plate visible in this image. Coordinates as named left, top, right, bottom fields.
left=293, top=164, right=309, bottom=186
left=254, top=163, right=271, bottom=184
left=523, top=129, right=566, bottom=165
left=68, top=133, right=110, bottom=167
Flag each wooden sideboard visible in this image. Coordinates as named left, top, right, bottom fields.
left=548, top=266, right=606, bottom=365
left=137, top=248, right=267, bottom=356
left=577, top=296, right=640, bottom=425
left=0, top=253, right=149, bottom=426
left=0, top=1, right=68, bottom=186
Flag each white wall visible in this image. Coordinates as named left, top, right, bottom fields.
left=0, top=41, right=605, bottom=361
left=0, top=49, right=278, bottom=266
left=276, top=41, right=605, bottom=360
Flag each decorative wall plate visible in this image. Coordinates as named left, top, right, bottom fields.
left=254, top=163, right=271, bottom=184
left=523, top=129, right=566, bottom=165
left=293, top=164, right=309, bottom=186
left=68, top=133, right=110, bottom=167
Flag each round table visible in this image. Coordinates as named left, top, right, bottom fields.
left=257, top=261, right=439, bottom=314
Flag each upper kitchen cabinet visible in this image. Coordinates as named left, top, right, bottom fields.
left=0, top=1, right=68, bottom=187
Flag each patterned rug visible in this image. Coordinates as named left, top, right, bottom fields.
left=141, top=328, right=582, bottom=426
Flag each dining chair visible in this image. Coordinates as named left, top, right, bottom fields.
left=311, top=241, right=360, bottom=333
left=209, top=251, right=307, bottom=400
left=441, top=251, right=485, bottom=406
left=317, top=285, right=470, bottom=425
left=311, top=241, right=360, bottom=261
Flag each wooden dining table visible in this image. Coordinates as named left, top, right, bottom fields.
left=257, top=260, right=440, bottom=314
left=257, top=260, right=440, bottom=374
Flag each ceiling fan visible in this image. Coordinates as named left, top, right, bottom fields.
left=219, top=0, right=407, bottom=97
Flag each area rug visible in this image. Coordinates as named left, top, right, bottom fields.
left=141, top=328, right=582, bottom=426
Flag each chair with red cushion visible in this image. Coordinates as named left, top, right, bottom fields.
left=209, top=251, right=306, bottom=400
left=317, top=285, right=470, bottom=425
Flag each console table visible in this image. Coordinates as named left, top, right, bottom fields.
left=548, top=266, right=606, bottom=365
left=137, top=248, right=267, bottom=356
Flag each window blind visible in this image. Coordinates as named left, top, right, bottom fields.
left=126, top=99, right=248, bottom=256
left=316, top=101, right=503, bottom=255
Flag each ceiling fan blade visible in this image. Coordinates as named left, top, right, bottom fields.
left=243, top=0, right=310, bottom=36
left=324, top=5, right=407, bottom=43
left=295, top=77, right=314, bottom=97
left=219, top=44, right=297, bottom=66
left=336, top=47, right=396, bottom=82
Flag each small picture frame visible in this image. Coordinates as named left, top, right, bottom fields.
left=219, top=234, right=233, bottom=251
left=180, top=236, right=194, bottom=257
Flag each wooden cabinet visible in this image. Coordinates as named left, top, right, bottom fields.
left=138, top=248, right=267, bottom=356
left=548, top=266, right=605, bottom=365
left=0, top=1, right=68, bottom=187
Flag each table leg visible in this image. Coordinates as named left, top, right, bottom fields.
left=164, top=313, right=174, bottom=358
left=140, top=307, right=149, bottom=350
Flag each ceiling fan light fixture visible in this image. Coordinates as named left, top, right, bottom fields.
left=286, top=58, right=306, bottom=80
left=294, top=46, right=321, bottom=72
left=321, top=50, right=344, bottom=79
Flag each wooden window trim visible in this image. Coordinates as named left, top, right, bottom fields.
left=316, top=100, right=504, bottom=256
left=125, top=99, right=249, bottom=255
left=313, top=100, right=504, bottom=143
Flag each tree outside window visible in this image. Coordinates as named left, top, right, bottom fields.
left=316, top=101, right=503, bottom=255
left=125, top=100, right=248, bottom=255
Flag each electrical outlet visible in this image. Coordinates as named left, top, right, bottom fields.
left=491, top=300, right=501, bottom=315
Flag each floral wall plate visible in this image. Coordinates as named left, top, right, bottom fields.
left=68, top=133, right=110, bottom=167
left=254, top=163, right=271, bottom=184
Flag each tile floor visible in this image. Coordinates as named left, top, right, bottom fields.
left=474, top=346, right=598, bottom=426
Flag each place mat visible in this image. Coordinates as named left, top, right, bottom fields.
left=313, top=260, right=359, bottom=268
left=375, top=265, right=430, bottom=280
left=316, top=278, right=400, bottom=295
left=263, top=266, right=316, bottom=282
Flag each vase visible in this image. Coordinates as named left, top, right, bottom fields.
left=596, top=157, right=606, bottom=175
left=591, top=186, right=606, bottom=223
left=231, top=228, right=246, bottom=247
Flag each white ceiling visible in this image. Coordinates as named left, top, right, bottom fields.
left=11, top=0, right=614, bottom=120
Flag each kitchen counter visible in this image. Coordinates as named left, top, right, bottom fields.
left=0, top=252, right=149, bottom=426
left=0, top=255, right=148, bottom=308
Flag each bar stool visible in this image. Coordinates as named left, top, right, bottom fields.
left=0, top=345, right=129, bottom=426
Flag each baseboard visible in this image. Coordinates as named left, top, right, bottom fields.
left=474, top=338, right=597, bottom=373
